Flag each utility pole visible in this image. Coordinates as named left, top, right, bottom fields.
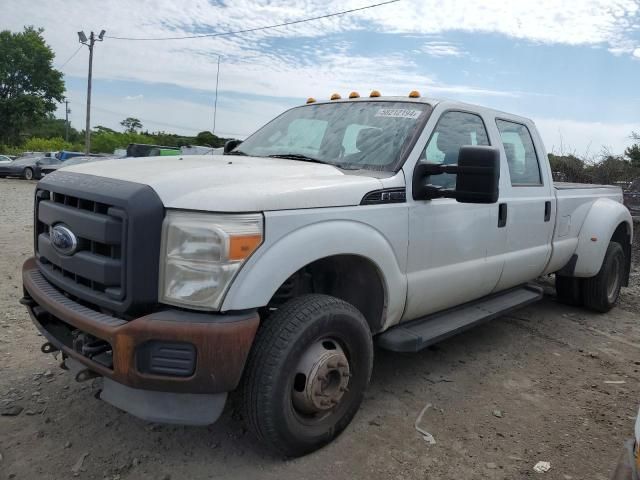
left=64, top=100, right=70, bottom=142
left=213, top=55, right=221, bottom=137
left=77, top=30, right=105, bottom=154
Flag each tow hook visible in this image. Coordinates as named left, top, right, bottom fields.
left=41, top=342, right=59, bottom=354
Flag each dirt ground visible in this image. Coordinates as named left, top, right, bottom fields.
left=0, top=177, right=638, bottom=480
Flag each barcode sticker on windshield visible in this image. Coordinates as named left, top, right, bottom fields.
left=375, top=108, right=422, bottom=119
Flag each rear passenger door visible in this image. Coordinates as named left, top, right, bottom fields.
left=492, top=119, right=555, bottom=291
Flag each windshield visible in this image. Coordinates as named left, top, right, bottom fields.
left=235, top=101, right=431, bottom=171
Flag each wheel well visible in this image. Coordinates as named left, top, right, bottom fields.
left=265, top=255, right=387, bottom=333
left=611, top=221, right=631, bottom=286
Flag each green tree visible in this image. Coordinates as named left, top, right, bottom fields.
left=27, top=114, right=81, bottom=142
left=0, top=27, right=65, bottom=145
left=120, top=117, right=143, bottom=133
left=195, top=130, right=225, bottom=147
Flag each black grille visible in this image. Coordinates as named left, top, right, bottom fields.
left=35, top=171, right=165, bottom=316
left=36, top=191, right=126, bottom=303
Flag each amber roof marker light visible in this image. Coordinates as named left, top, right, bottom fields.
left=369, top=90, right=381, bottom=97
left=306, top=97, right=316, bottom=104
left=349, top=91, right=360, bottom=99
left=408, top=90, right=421, bottom=98
left=330, top=93, right=342, bottom=100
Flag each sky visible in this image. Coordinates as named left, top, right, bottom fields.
left=3, top=0, right=640, bottom=156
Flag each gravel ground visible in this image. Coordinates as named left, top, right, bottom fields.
left=0, top=177, right=639, bottom=480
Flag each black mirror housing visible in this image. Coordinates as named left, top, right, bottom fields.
left=455, top=146, right=500, bottom=203
left=412, top=145, right=500, bottom=204
left=223, top=139, right=243, bottom=154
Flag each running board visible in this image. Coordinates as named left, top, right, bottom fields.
left=376, top=284, right=543, bottom=353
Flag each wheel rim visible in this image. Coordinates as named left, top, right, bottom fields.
left=25, top=169, right=33, bottom=180
left=291, top=338, right=351, bottom=417
left=606, top=254, right=622, bottom=303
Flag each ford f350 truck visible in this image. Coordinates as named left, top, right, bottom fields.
left=21, top=92, right=632, bottom=456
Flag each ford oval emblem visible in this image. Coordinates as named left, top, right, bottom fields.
left=51, top=224, right=78, bottom=256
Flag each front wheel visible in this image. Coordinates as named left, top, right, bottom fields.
left=242, top=294, right=373, bottom=457
left=23, top=167, right=34, bottom=180
left=582, top=241, right=626, bottom=312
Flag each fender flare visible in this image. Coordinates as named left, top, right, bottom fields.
left=572, top=198, right=633, bottom=278
left=221, top=220, right=407, bottom=329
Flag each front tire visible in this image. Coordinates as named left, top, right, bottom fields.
left=242, top=294, right=373, bottom=457
left=23, top=167, right=33, bottom=180
left=582, top=241, right=625, bottom=312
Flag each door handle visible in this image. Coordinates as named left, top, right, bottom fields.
left=498, top=203, right=507, bottom=228
left=544, top=201, right=551, bottom=222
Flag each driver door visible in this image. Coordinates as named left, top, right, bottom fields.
left=403, top=110, right=507, bottom=320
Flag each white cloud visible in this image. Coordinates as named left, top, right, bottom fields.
left=420, top=41, right=466, bottom=57
left=5, top=0, right=640, bottom=150
left=124, top=94, right=144, bottom=101
left=533, top=117, right=640, bottom=157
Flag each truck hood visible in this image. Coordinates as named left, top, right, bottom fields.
left=60, top=155, right=385, bottom=211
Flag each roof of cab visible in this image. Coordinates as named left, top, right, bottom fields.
left=306, top=95, right=533, bottom=125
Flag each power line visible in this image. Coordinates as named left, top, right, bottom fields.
left=105, top=0, right=400, bottom=41
left=74, top=102, right=250, bottom=137
left=57, top=45, right=83, bottom=68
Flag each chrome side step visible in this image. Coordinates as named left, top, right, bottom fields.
left=376, top=284, right=543, bottom=353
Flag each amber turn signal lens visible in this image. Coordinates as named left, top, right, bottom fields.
left=229, top=235, right=262, bottom=261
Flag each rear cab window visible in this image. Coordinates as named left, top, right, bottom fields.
left=496, top=119, right=542, bottom=186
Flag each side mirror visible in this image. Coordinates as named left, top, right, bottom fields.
left=223, top=139, right=243, bottom=154
left=412, top=145, right=500, bottom=204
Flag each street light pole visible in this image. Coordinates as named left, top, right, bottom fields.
left=85, top=32, right=94, bottom=154
left=213, top=55, right=220, bottom=137
left=78, top=30, right=105, bottom=154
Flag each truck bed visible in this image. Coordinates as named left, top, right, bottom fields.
left=544, top=182, right=624, bottom=275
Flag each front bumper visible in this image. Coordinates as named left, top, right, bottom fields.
left=21, top=257, right=260, bottom=423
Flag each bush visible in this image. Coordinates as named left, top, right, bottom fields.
left=22, top=136, right=73, bottom=152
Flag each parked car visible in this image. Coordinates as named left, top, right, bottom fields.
left=38, top=156, right=112, bottom=177
left=55, top=151, right=87, bottom=161
left=0, top=155, right=61, bottom=180
left=126, top=143, right=180, bottom=157
left=0, top=154, right=13, bottom=164
left=21, top=93, right=632, bottom=456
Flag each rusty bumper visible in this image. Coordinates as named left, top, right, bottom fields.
left=21, top=257, right=259, bottom=395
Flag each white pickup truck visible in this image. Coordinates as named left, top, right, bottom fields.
left=21, top=92, right=632, bottom=456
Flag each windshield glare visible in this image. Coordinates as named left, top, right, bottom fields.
left=236, top=101, right=431, bottom=171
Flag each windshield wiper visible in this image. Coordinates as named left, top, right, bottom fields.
left=226, top=150, right=248, bottom=156
left=268, top=154, right=363, bottom=170
left=267, top=153, right=330, bottom=164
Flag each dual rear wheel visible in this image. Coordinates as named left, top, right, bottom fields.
left=556, top=241, right=626, bottom=312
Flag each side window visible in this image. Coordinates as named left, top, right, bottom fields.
left=496, top=119, right=542, bottom=186
left=421, top=111, right=490, bottom=188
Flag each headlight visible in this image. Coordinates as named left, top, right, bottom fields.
left=159, top=210, right=263, bottom=310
